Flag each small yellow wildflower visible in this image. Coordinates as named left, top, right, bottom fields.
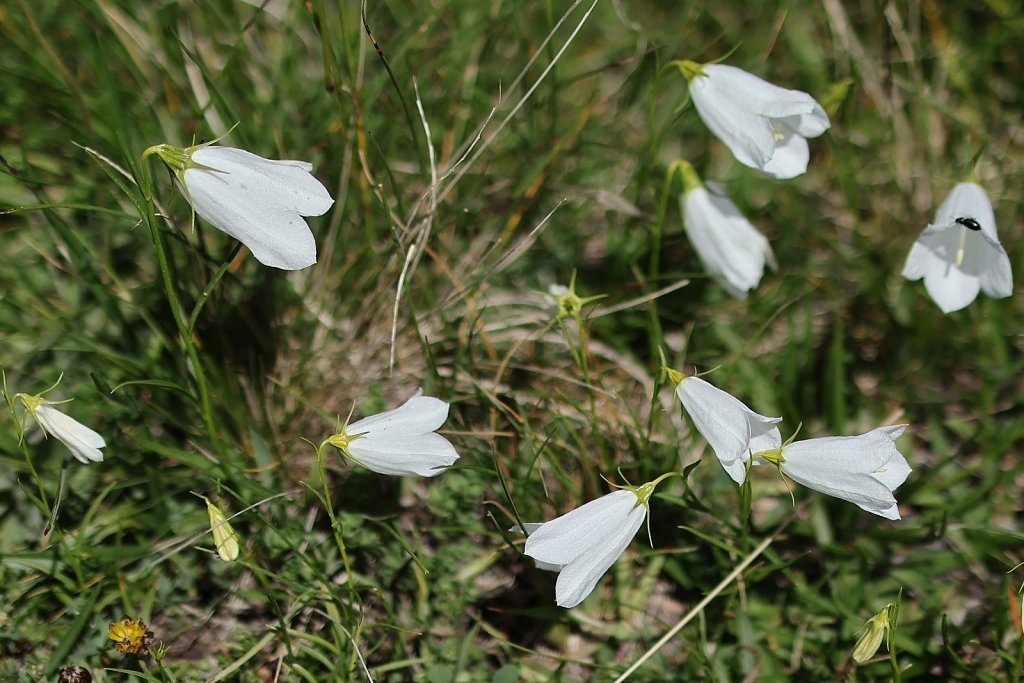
left=107, top=616, right=154, bottom=657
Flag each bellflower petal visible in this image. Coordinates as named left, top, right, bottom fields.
left=761, top=126, right=810, bottom=179
left=333, top=396, right=459, bottom=477
left=674, top=375, right=781, bottom=484
left=679, top=163, right=775, bottom=298
left=684, top=63, right=830, bottom=178
left=32, top=404, right=106, bottom=464
left=777, top=425, right=911, bottom=519
left=509, top=523, right=564, bottom=572
left=347, top=395, right=449, bottom=435
left=902, top=182, right=1013, bottom=313
left=525, top=489, right=646, bottom=608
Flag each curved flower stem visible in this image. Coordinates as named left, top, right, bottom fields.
left=314, top=442, right=360, bottom=618
left=650, top=160, right=687, bottom=282
left=139, top=159, right=221, bottom=457
left=641, top=161, right=686, bottom=360
left=2, top=375, right=50, bottom=519
left=738, top=473, right=753, bottom=544
left=639, top=61, right=687, bottom=199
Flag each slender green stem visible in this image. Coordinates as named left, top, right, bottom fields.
left=888, top=634, right=901, bottom=682
left=139, top=160, right=221, bottom=457
left=1015, top=617, right=1024, bottom=683
left=314, top=443, right=361, bottom=625
left=641, top=161, right=684, bottom=360
left=154, top=658, right=180, bottom=683
left=651, top=161, right=685, bottom=278
left=3, top=378, right=50, bottom=517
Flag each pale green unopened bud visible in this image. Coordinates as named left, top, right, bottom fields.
left=852, top=606, right=891, bottom=664
left=193, top=493, right=239, bottom=562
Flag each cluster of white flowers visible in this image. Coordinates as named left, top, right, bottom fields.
left=669, top=370, right=912, bottom=520
left=673, top=61, right=830, bottom=297
left=20, top=51, right=1008, bottom=626
left=675, top=61, right=1013, bottom=312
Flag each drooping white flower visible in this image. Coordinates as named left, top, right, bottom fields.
left=902, top=182, right=1013, bottom=313
left=755, top=425, right=912, bottom=520
left=326, top=395, right=459, bottom=477
left=667, top=368, right=781, bottom=484
left=680, top=61, right=831, bottom=179
left=146, top=142, right=334, bottom=270
left=524, top=474, right=673, bottom=608
left=677, top=161, right=776, bottom=297
left=16, top=390, right=106, bottom=464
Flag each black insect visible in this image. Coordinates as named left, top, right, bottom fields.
left=955, top=216, right=982, bottom=231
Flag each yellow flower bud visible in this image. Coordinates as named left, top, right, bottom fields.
left=852, top=605, right=891, bottom=664
left=194, top=493, right=240, bottom=561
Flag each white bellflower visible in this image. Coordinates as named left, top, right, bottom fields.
left=755, top=425, right=912, bottom=519
left=681, top=62, right=830, bottom=179
left=523, top=474, right=673, bottom=608
left=668, top=368, right=781, bottom=484
left=326, top=395, right=459, bottom=477
left=677, top=161, right=776, bottom=297
left=16, top=390, right=106, bottom=464
left=146, top=142, right=334, bottom=270
left=902, top=182, right=1012, bottom=313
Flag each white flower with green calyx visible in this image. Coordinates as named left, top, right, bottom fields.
left=666, top=367, right=781, bottom=485
left=193, top=492, right=240, bottom=562
left=323, top=394, right=459, bottom=477
left=753, top=425, right=912, bottom=520
left=143, top=133, right=334, bottom=270
left=901, top=181, right=1012, bottom=313
left=678, top=61, right=830, bottom=179
left=523, top=472, right=676, bottom=608
left=676, top=160, right=776, bottom=298
left=15, top=381, right=106, bottom=464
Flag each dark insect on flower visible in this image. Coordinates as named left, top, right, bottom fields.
left=107, top=616, right=155, bottom=657
left=955, top=216, right=982, bottom=231
left=58, top=666, right=93, bottom=683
